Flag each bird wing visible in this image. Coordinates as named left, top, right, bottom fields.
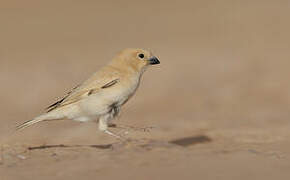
left=46, top=69, right=120, bottom=112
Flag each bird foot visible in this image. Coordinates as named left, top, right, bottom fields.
left=104, top=130, right=122, bottom=139
left=108, top=124, right=155, bottom=132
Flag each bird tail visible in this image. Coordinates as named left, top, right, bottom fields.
left=16, top=113, right=56, bottom=131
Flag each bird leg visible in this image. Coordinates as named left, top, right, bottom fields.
left=98, top=117, right=122, bottom=139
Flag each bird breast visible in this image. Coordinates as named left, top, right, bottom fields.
left=109, top=76, right=140, bottom=106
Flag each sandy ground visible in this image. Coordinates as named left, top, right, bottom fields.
left=1, top=0, right=290, bottom=179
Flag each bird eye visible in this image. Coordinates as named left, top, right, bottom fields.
left=138, top=53, right=144, bottom=59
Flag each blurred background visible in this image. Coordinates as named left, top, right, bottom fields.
left=1, top=0, right=290, bottom=180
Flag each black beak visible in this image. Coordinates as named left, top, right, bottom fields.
left=149, top=56, right=160, bottom=65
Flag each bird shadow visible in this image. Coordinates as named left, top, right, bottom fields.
left=27, top=135, right=212, bottom=151
left=169, top=135, right=212, bottom=147
left=28, top=144, right=112, bottom=150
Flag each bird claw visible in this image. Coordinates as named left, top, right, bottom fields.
left=109, top=124, right=155, bottom=132
left=103, top=130, right=131, bottom=142
left=104, top=130, right=122, bottom=139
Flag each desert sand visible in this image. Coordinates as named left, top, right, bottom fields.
left=1, top=0, right=290, bottom=179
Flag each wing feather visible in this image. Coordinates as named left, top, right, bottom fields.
left=46, top=75, right=120, bottom=112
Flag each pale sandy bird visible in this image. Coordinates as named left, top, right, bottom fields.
left=17, top=48, right=160, bottom=138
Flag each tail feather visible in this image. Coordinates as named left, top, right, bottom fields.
left=16, top=114, right=53, bottom=131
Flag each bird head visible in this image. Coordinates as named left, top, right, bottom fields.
left=111, top=48, right=160, bottom=73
